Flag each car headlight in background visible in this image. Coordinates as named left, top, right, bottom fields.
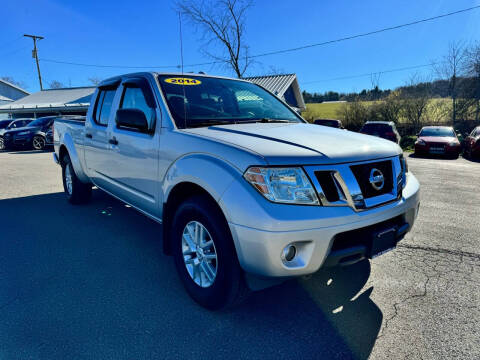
left=16, top=131, right=30, bottom=136
left=244, top=167, right=319, bottom=205
left=415, top=139, right=426, bottom=146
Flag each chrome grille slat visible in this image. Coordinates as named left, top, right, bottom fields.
left=304, top=156, right=402, bottom=212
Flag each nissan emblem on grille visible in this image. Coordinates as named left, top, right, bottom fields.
left=369, top=168, right=385, bottom=190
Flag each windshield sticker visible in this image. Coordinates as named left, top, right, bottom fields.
left=164, top=78, right=202, bottom=86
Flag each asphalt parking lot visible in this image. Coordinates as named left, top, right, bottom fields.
left=0, top=150, right=479, bottom=359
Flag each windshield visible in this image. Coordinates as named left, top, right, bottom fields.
left=315, top=120, right=339, bottom=127
left=361, top=123, right=392, bottom=134
left=0, top=120, right=11, bottom=129
left=28, top=117, right=53, bottom=127
left=419, top=128, right=455, bottom=137
left=158, top=75, right=302, bottom=128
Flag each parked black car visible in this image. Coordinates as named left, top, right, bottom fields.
left=313, top=118, right=344, bottom=129
left=2, top=116, right=57, bottom=151
left=0, top=119, right=34, bottom=150
left=360, top=121, right=401, bottom=144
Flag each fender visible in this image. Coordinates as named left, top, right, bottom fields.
left=162, top=153, right=242, bottom=221
left=60, top=132, right=90, bottom=184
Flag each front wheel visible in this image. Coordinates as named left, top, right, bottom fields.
left=172, top=195, right=248, bottom=310
left=61, top=154, right=92, bottom=204
left=0, top=136, right=4, bottom=150
left=32, top=135, right=45, bottom=150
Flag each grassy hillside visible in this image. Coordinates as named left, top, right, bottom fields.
left=303, top=102, right=344, bottom=119
left=302, top=99, right=451, bottom=123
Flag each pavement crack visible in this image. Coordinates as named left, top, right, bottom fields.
left=398, top=243, right=480, bottom=261
left=377, top=269, right=433, bottom=339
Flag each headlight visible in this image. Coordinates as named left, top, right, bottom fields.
left=448, top=141, right=459, bottom=146
left=244, top=167, right=319, bottom=205
left=399, top=155, right=408, bottom=188
left=16, top=131, right=30, bottom=136
left=415, top=139, right=425, bottom=146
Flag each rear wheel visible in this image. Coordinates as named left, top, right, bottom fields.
left=172, top=194, right=248, bottom=310
left=32, top=135, right=45, bottom=150
left=61, top=154, right=92, bottom=204
left=0, top=136, right=4, bottom=150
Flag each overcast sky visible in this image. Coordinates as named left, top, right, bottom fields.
left=1, top=0, right=479, bottom=93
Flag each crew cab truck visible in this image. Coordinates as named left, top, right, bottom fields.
left=53, top=72, right=420, bottom=310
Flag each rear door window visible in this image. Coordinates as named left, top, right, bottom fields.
left=94, top=89, right=116, bottom=126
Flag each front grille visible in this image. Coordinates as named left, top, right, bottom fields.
left=350, top=160, right=393, bottom=199
left=428, top=142, right=446, bottom=148
left=314, top=171, right=341, bottom=202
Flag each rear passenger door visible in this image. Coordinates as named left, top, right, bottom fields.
left=84, top=84, right=119, bottom=189
left=105, top=77, right=159, bottom=216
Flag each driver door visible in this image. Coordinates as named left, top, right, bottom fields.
left=103, top=77, right=160, bottom=216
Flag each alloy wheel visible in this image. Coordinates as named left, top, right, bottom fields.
left=33, top=136, right=45, bottom=150
left=182, top=221, right=218, bottom=288
left=65, top=164, right=73, bottom=195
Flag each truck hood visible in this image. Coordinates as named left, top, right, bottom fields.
left=183, top=122, right=401, bottom=165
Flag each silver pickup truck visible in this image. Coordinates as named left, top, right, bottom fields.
left=54, top=72, right=420, bottom=309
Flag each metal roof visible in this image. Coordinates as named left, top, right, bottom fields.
left=244, top=74, right=296, bottom=97
left=0, top=78, right=30, bottom=95
left=0, top=95, right=13, bottom=102
left=244, top=73, right=306, bottom=110
left=0, top=87, right=95, bottom=113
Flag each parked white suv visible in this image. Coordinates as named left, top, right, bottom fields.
left=53, top=72, right=420, bottom=309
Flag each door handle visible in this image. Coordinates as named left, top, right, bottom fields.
left=109, top=137, right=118, bottom=145
left=85, top=133, right=92, bottom=139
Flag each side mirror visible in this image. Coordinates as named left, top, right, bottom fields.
left=116, top=108, right=150, bottom=133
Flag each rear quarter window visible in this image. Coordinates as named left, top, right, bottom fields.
left=93, top=89, right=116, bottom=126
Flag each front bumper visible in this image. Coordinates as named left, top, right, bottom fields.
left=415, top=143, right=460, bottom=156
left=3, top=134, right=34, bottom=148
left=221, top=172, right=420, bottom=278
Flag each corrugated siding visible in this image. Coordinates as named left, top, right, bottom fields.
left=244, top=74, right=296, bottom=97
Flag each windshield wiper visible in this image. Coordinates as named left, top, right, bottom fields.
left=239, top=118, right=293, bottom=124
left=186, top=120, right=234, bottom=128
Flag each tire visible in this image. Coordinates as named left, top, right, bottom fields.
left=464, top=147, right=471, bottom=159
left=32, top=135, right=46, bottom=150
left=0, top=137, right=4, bottom=151
left=61, top=153, right=92, bottom=204
left=171, top=194, right=248, bottom=310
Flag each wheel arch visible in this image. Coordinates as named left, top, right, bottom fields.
left=58, top=134, right=90, bottom=183
left=161, top=153, right=242, bottom=255
left=162, top=181, right=229, bottom=255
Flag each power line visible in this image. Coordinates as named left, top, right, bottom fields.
left=36, top=5, right=480, bottom=70
left=38, top=58, right=181, bottom=69
left=250, top=5, right=480, bottom=58
left=302, top=62, right=441, bottom=84
left=0, top=45, right=30, bottom=57
left=0, top=36, right=23, bottom=49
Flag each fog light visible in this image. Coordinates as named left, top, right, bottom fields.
left=282, top=245, right=297, bottom=262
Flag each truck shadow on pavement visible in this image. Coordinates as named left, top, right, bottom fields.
left=3, top=149, right=53, bottom=155
left=0, top=190, right=382, bottom=360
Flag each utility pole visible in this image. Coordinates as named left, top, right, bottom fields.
left=24, top=34, right=44, bottom=90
